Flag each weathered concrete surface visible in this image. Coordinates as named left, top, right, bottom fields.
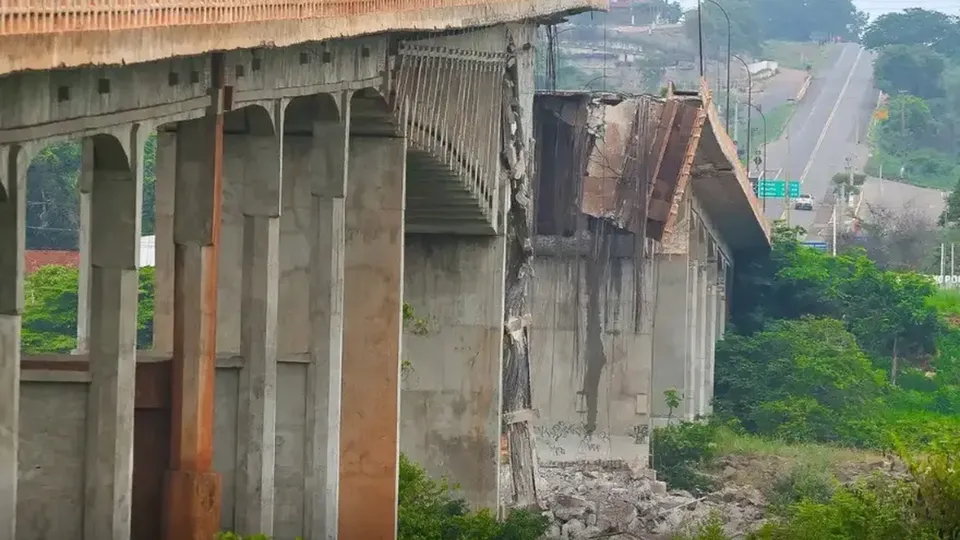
left=531, top=233, right=655, bottom=465
left=0, top=0, right=606, bottom=75
left=401, top=234, right=506, bottom=510
left=84, top=131, right=141, bottom=540
left=0, top=143, right=26, bottom=540
left=650, top=195, right=729, bottom=426
left=339, top=133, right=406, bottom=539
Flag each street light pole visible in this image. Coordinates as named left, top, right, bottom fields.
left=703, top=0, right=731, bottom=133
left=746, top=102, right=767, bottom=213
left=732, top=53, right=752, bottom=172
left=696, top=0, right=704, bottom=78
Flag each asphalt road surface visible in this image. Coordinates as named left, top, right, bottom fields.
left=757, top=43, right=879, bottom=239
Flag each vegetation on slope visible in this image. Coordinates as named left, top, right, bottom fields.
left=654, top=224, right=960, bottom=539
left=862, top=9, right=960, bottom=189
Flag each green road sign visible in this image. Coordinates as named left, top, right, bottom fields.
left=756, top=179, right=800, bottom=199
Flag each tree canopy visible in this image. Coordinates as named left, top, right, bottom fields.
left=751, top=0, right=865, bottom=42
left=873, top=45, right=946, bottom=99
left=863, top=8, right=960, bottom=57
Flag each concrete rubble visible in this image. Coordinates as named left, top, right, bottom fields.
left=537, top=461, right=768, bottom=540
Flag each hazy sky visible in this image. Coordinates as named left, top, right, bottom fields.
left=675, top=0, right=960, bottom=19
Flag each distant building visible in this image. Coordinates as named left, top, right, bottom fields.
left=24, top=250, right=80, bottom=274
left=24, top=235, right=157, bottom=274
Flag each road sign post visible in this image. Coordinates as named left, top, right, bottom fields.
left=756, top=180, right=800, bottom=199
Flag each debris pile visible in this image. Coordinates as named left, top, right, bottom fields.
left=537, top=462, right=768, bottom=539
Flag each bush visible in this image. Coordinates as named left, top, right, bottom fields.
left=714, top=317, right=886, bottom=446
left=765, top=463, right=835, bottom=513
left=651, top=421, right=720, bottom=493
left=216, top=455, right=548, bottom=540
left=398, top=453, right=548, bottom=540
left=672, top=512, right=730, bottom=540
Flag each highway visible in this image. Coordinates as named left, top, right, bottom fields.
left=758, top=42, right=879, bottom=240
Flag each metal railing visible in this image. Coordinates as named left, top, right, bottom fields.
left=0, top=0, right=502, bottom=35
left=394, top=43, right=505, bottom=226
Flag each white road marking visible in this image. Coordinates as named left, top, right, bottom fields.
left=791, top=46, right=847, bottom=138
left=798, top=47, right=864, bottom=185
left=775, top=47, right=865, bottom=222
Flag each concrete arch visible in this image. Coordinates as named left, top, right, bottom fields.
left=284, top=92, right=345, bottom=134
left=350, top=87, right=398, bottom=137
left=224, top=102, right=278, bottom=136
left=90, top=132, right=133, bottom=173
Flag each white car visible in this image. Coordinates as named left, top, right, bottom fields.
left=794, top=194, right=814, bottom=211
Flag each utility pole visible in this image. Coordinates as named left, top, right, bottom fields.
left=879, top=163, right=884, bottom=198
left=831, top=200, right=838, bottom=256
left=784, top=125, right=792, bottom=225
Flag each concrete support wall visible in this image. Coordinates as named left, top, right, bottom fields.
left=18, top=379, right=89, bottom=539
left=400, top=234, right=506, bottom=510
left=530, top=236, right=654, bottom=465
left=0, top=143, right=27, bottom=540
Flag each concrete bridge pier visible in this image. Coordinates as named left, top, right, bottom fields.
left=0, top=142, right=27, bottom=540
left=651, top=199, right=730, bottom=426
left=339, top=92, right=406, bottom=539
left=83, top=130, right=143, bottom=540
left=164, top=110, right=229, bottom=540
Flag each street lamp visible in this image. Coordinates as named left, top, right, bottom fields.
left=746, top=101, right=767, bottom=212
left=732, top=53, right=752, bottom=173
left=702, top=0, right=731, bottom=133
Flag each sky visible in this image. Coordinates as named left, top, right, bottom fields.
left=675, top=0, right=960, bottom=19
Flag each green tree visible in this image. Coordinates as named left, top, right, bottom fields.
left=862, top=8, right=960, bottom=57
left=731, top=224, right=941, bottom=371
left=714, top=317, right=885, bottom=444
left=875, top=94, right=936, bottom=152
left=682, top=0, right=762, bottom=56
left=873, top=45, right=945, bottom=99
left=752, top=0, right=863, bottom=42
left=21, top=264, right=155, bottom=353
left=26, top=142, right=81, bottom=250
left=21, top=265, right=79, bottom=353
left=25, top=134, right=157, bottom=250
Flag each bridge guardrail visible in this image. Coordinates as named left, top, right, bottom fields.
left=0, top=0, right=503, bottom=36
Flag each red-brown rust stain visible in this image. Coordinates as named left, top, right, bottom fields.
left=20, top=359, right=88, bottom=372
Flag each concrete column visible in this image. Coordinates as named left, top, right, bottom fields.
left=74, top=139, right=94, bottom=354
left=164, top=110, right=224, bottom=540
left=83, top=131, right=142, bottom=540
left=685, top=246, right=699, bottom=421
left=650, top=254, right=689, bottom=426
left=703, top=270, right=719, bottom=417
left=695, top=242, right=709, bottom=418
left=152, top=130, right=176, bottom=355
left=339, top=133, right=405, bottom=540
left=232, top=107, right=283, bottom=536
left=0, top=143, right=27, bottom=540
left=305, top=97, right=350, bottom=540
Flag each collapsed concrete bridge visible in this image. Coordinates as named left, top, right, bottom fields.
left=0, top=2, right=768, bottom=539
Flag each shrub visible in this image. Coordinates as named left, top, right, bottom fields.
left=216, top=455, right=546, bottom=540
left=672, top=512, right=730, bottom=540
left=397, top=453, right=549, bottom=540
left=765, top=463, right=835, bottom=512
left=651, top=421, right=720, bottom=493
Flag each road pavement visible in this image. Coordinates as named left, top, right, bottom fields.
left=756, top=43, right=878, bottom=239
